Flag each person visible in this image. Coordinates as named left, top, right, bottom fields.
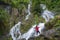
left=35, top=25, right=40, bottom=35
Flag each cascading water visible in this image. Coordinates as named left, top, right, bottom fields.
left=17, top=23, right=45, bottom=40
left=9, top=22, right=21, bottom=40
left=21, top=25, right=36, bottom=40
left=10, top=4, right=55, bottom=40
left=10, top=22, right=45, bottom=40
left=25, top=0, right=31, bottom=20
left=40, top=4, right=54, bottom=22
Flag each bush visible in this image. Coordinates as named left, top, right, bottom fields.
left=0, top=8, right=10, bottom=35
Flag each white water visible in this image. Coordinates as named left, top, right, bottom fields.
left=17, top=23, right=45, bottom=40
left=10, top=4, right=55, bottom=40
left=21, top=24, right=36, bottom=40
left=25, top=1, right=31, bottom=20
left=40, top=4, right=46, bottom=10
left=9, top=22, right=21, bottom=40
left=10, top=22, right=45, bottom=40
left=40, top=4, right=54, bottom=22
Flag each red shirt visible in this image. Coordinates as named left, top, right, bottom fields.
left=35, top=26, right=39, bottom=31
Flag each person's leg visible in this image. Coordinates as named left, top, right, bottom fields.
left=38, top=31, right=40, bottom=33
left=37, top=31, right=40, bottom=34
left=36, top=31, right=38, bottom=35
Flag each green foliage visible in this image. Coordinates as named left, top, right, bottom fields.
left=45, top=15, right=60, bottom=30
left=0, top=0, right=29, bottom=8
left=0, top=8, right=10, bottom=35
left=32, top=0, right=41, bottom=15
left=34, top=15, right=39, bottom=24
left=40, top=0, right=60, bottom=13
left=1, top=0, right=60, bottom=15
left=53, top=16, right=60, bottom=27
left=0, top=0, right=60, bottom=40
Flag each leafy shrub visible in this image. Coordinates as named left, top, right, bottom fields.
left=0, top=8, right=10, bottom=35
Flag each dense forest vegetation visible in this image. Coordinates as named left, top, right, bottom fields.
left=0, top=0, right=60, bottom=40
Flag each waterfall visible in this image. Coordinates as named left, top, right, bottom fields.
left=10, top=4, right=55, bottom=40
left=9, top=22, right=21, bottom=40
left=21, top=25, right=36, bottom=40
left=17, top=23, right=45, bottom=40
left=25, top=0, right=31, bottom=20
left=40, top=4, right=54, bottom=22
left=10, top=22, right=45, bottom=40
